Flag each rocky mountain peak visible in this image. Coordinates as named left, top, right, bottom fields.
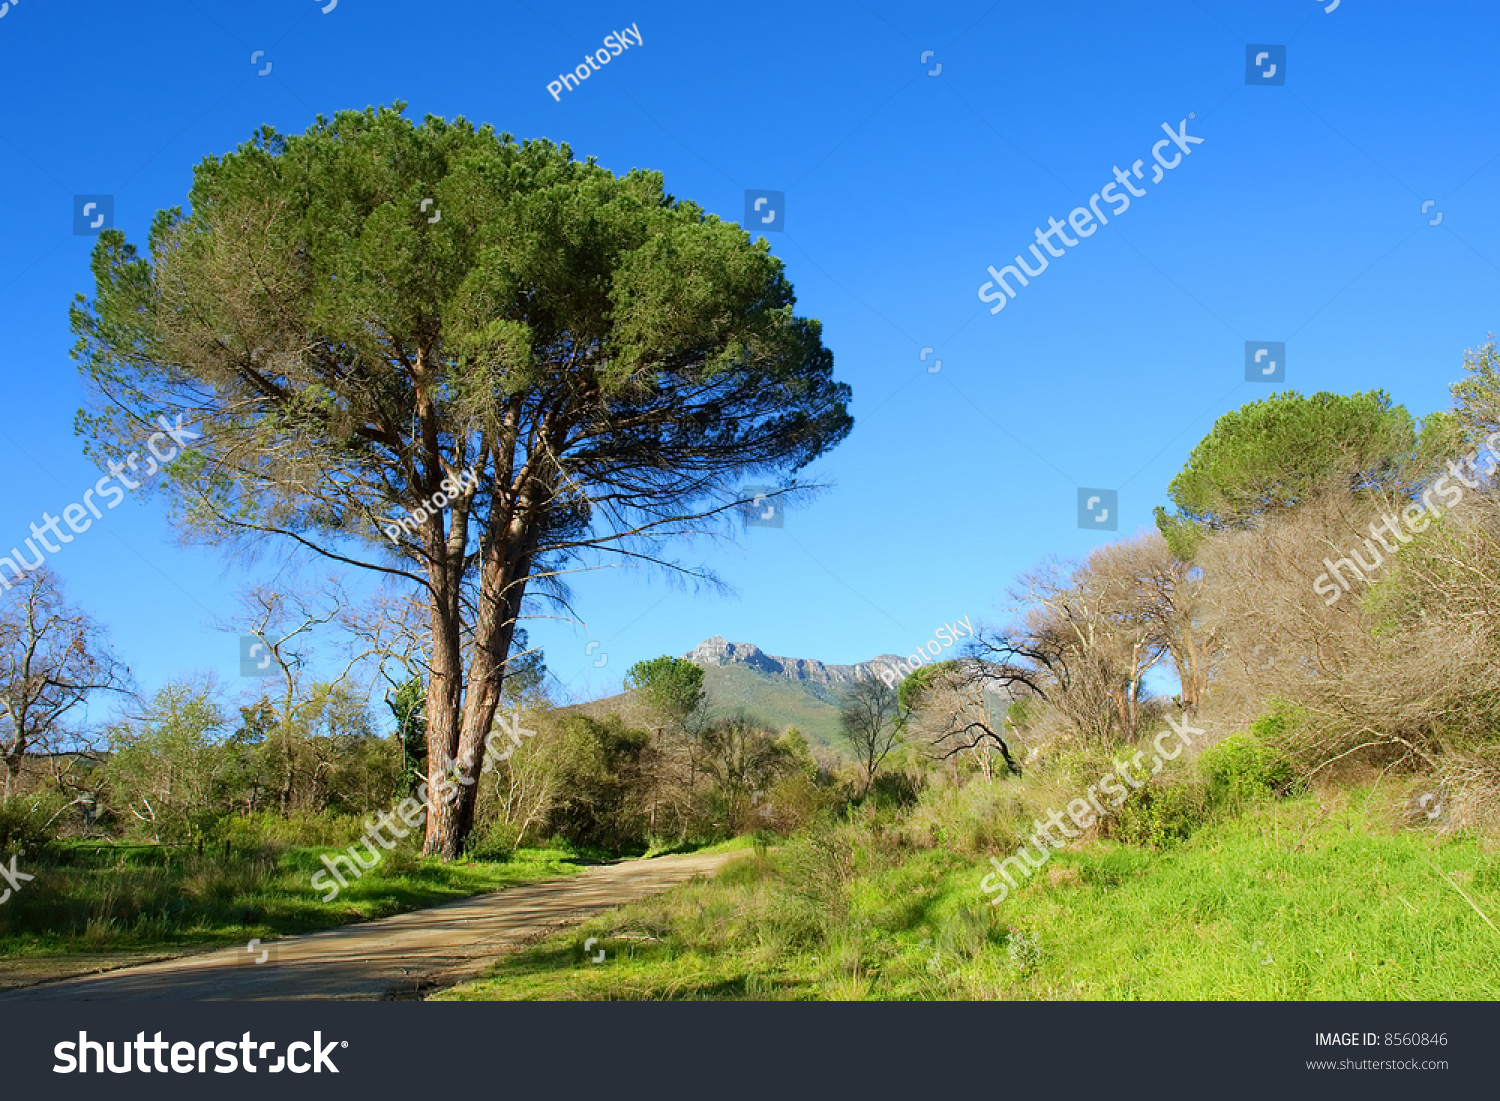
left=682, top=636, right=903, bottom=687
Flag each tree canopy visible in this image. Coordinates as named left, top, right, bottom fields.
left=623, top=655, right=705, bottom=728
left=1154, top=390, right=1420, bottom=556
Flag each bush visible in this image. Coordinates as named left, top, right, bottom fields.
left=755, top=771, right=839, bottom=836
left=868, top=770, right=923, bottom=811
left=1103, top=780, right=1207, bottom=849
left=764, top=825, right=859, bottom=947
left=897, top=779, right=1035, bottom=856
left=0, top=793, right=70, bottom=851
left=467, top=819, right=520, bottom=862
left=1201, top=732, right=1297, bottom=808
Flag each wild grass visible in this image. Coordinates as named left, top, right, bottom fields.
left=439, top=784, right=1500, bottom=1001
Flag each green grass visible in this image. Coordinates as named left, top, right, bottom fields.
left=439, top=789, right=1500, bottom=1000
left=0, top=841, right=584, bottom=964
left=640, top=834, right=757, bottom=860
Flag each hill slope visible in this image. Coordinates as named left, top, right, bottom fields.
left=577, top=637, right=906, bottom=750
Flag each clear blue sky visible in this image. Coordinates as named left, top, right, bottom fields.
left=0, top=0, right=1496, bottom=714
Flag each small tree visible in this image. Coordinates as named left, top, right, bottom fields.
left=838, top=674, right=901, bottom=796
left=624, top=656, right=705, bottom=727
left=696, top=716, right=794, bottom=835
left=624, top=655, right=707, bottom=838
left=105, top=680, right=231, bottom=844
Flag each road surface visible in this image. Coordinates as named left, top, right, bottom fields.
left=0, top=850, right=737, bottom=1001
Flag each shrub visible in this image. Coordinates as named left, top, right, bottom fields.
left=897, top=779, right=1034, bottom=856
left=766, top=825, right=859, bottom=946
left=1103, top=780, right=1207, bottom=849
left=868, top=770, right=922, bottom=811
left=467, top=819, right=520, bottom=862
left=0, top=792, right=70, bottom=851
left=757, top=771, right=838, bottom=836
left=1200, top=732, right=1297, bottom=808
left=1006, top=928, right=1043, bottom=976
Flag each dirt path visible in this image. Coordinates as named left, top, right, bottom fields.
left=0, top=850, right=738, bottom=1001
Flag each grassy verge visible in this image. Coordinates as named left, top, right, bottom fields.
left=0, top=842, right=584, bottom=981
left=439, top=789, right=1500, bottom=1000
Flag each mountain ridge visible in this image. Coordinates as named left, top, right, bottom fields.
left=682, top=635, right=901, bottom=691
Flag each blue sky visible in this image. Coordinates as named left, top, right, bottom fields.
left=0, top=0, right=1496, bottom=717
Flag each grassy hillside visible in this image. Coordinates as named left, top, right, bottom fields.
left=575, top=663, right=847, bottom=751
left=699, top=664, right=844, bottom=748
left=439, top=784, right=1500, bottom=1001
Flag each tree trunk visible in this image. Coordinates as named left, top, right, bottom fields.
left=421, top=499, right=537, bottom=858
left=421, top=528, right=468, bottom=857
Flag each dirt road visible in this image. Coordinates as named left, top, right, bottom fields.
left=0, top=850, right=737, bottom=1001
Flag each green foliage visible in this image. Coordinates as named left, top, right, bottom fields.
left=757, top=771, right=836, bottom=836
left=0, top=792, right=71, bottom=851
left=1006, top=928, right=1043, bottom=976
left=103, top=681, right=400, bottom=841
left=467, top=819, right=520, bottom=862
left=1235, top=703, right=1324, bottom=777
left=897, top=780, right=1034, bottom=856
left=868, top=770, right=923, bottom=810
left=624, top=656, right=705, bottom=727
left=1161, top=390, right=1417, bottom=530
left=543, top=714, right=653, bottom=852
left=1201, top=733, right=1297, bottom=808
left=105, top=683, right=233, bottom=844
left=895, top=661, right=958, bottom=715
left=1448, top=337, right=1500, bottom=444
left=1103, top=780, right=1208, bottom=849
left=71, top=104, right=853, bottom=545
left=1152, top=506, right=1207, bottom=561
left=218, top=811, right=372, bottom=853
left=774, top=727, right=816, bottom=776
left=387, top=676, right=427, bottom=795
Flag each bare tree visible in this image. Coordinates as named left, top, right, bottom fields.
left=1090, top=533, right=1218, bottom=713
left=899, top=662, right=1020, bottom=776
left=0, top=568, right=129, bottom=799
left=838, top=674, right=902, bottom=796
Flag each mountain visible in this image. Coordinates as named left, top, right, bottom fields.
left=684, top=637, right=903, bottom=749
left=574, top=637, right=903, bottom=750
left=682, top=636, right=897, bottom=694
